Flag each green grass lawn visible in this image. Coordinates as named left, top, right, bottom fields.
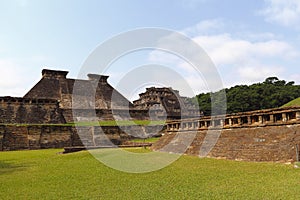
left=281, top=97, right=300, bottom=107
left=130, top=137, right=161, bottom=143
left=1, top=149, right=300, bottom=199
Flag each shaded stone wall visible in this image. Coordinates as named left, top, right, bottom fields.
left=0, top=124, right=164, bottom=151
left=73, top=125, right=163, bottom=147
left=0, top=97, right=65, bottom=124
left=152, top=124, right=300, bottom=162
left=154, top=107, right=300, bottom=162
left=0, top=125, right=72, bottom=151
left=207, top=125, right=300, bottom=162
left=62, top=109, right=150, bottom=123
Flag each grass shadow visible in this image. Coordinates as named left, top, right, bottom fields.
left=0, top=160, right=28, bottom=175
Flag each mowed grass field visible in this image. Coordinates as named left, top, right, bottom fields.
left=1, top=149, right=300, bottom=200
left=282, top=97, right=300, bottom=107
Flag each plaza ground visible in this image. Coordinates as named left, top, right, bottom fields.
left=0, top=148, right=300, bottom=199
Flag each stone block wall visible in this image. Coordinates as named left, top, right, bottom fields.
left=152, top=124, right=300, bottom=162
left=0, top=97, right=65, bottom=124
left=63, top=109, right=151, bottom=123
left=0, top=125, right=72, bottom=151
left=72, top=125, right=164, bottom=147
left=0, top=124, right=164, bottom=151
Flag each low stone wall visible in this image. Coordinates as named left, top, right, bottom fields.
left=0, top=124, right=164, bottom=151
left=166, top=107, right=300, bottom=131
left=62, top=109, right=151, bottom=123
left=152, top=124, right=300, bottom=162
left=0, top=125, right=72, bottom=151
left=0, top=97, right=65, bottom=124
left=65, top=125, right=163, bottom=147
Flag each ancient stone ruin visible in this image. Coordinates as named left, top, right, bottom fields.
left=133, top=87, right=200, bottom=119
left=0, top=69, right=197, bottom=151
left=152, top=107, right=300, bottom=162
left=1, top=68, right=300, bottom=163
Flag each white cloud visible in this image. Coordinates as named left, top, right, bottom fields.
left=237, top=64, right=284, bottom=82
left=148, top=51, right=182, bottom=66
left=238, top=32, right=277, bottom=41
left=183, top=73, right=211, bottom=95
left=289, top=73, right=300, bottom=82
left=193, top=34, right=299, bottom=67
left=0, top=59, right=28, bottom=96
left=259, top=0, right=300, bottom=26
left=0, top=53, right=55, bottom=97
left=148, top=49, right=225, bottom=96
left=148, top=20, right=300, bottom=94
left=182, top=19, right=224, bottom=36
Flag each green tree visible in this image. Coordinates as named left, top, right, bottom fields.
left=195, top=77, right=300, bottom=115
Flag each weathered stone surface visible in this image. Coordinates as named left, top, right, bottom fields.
left=2, top=68, right=300, bottom=164
left=152, top=124, right=300, bottom=162
left=2, top=126, right=29, bottom=151
left=0, top=97, right=65, bottom=124
left=133, top=87, right=200, bottom=119
left=24, top=69, right=133, bottom=111
left=0, top=125, right=73, bottom=150
left=0, top=124, right=165, bottom=151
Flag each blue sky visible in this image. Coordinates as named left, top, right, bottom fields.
left=1, top=0, right=300, bottom=99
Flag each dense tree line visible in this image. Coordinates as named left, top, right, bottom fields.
left=193, top=77, right=300, bottom=116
